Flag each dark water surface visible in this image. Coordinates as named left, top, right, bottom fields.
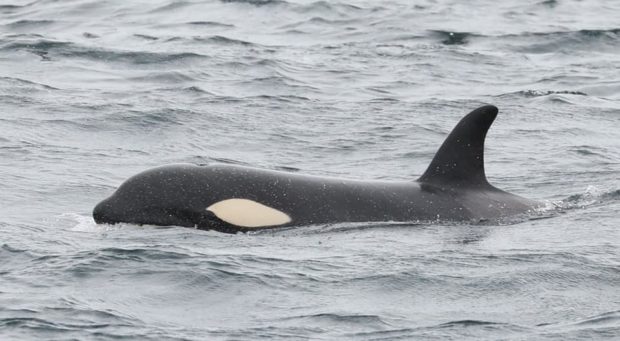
left=1, top=0, right=619, bottom=339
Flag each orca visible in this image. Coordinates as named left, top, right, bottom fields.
left=93, top=105, right=540, bottom=233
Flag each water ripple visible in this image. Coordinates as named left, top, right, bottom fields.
left=1, top=0, right=619, bottom=340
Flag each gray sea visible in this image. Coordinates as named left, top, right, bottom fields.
left=1, top=0, right=619, bottom=340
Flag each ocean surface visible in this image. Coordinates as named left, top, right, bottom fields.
left=1, top=0, right=619, bottom=339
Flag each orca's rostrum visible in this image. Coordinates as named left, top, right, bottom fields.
left=93, top=105, right=540, bottom=233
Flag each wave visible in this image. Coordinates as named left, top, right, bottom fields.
left=186, top=21, right=235, bottom=28
left=221, top=0, right=287, bottom=6
left=111, top=109, right=190, bottom=128
left=567, top=145, right=616, bottom=161
left=0, top=5, right=24, bottom=11
left=572, top=310, right=620, bottom=327
left=280, top=16, right=361, bottom=30
left=0, top=307, right=169, bottom=340
left=535, top=310, right=620, bottom=338
left=438, top=319, right=518, bottom=327
left=349, top=313, right=620, bottom=339
left=11, top=108, right=189, bottom=132
left=501, top=28, right=620, bottom=53
left=5, top=19, right=56, bottom=29
left=553, top=187, right=620, bottom=211
left=300, top=1, right=365, bottom=13
left=193, top=35, right=255, bottom=46
left=1, top=244, right=40, bottom=274
left=243, top=94, right=311, bottom=102
left=377, top=28, right=620, bottom=51
left=430, top=28, right=620, bottom=51
left=529, top=28, right=620, bottom=39
left=1, top=39, right=207, bottom=64
left=153, top=34, right=259, bottom=46
left=17, top=244, right=307, bottom=289
left=132, top=33, right=158, bottom=41
left=126, top=71, right=195, bottom=83
left=281, top=313, right=389, bottom=325
left=345, top=319, right=529, bottom=340
left=148, top=0, right=194, bottom=13
left=84, top=247, right=194, bottom=261
left=0, top=76, right=59, bottom=91
left=499, top=90, right=588, bottom=98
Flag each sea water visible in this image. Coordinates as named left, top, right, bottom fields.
left=1, top=0, right=619, bottom=339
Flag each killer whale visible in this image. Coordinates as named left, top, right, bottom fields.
left=93, top=105, right=540, bottom=233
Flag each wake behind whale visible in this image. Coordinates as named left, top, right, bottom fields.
left=93, top=105, right=540, bottom=233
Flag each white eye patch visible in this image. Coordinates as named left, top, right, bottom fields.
left=206, top=198, right=291, bottom=228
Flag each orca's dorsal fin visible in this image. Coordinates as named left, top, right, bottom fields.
left=418, top=105, right=498, bottom=189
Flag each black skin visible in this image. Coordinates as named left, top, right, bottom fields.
left=93, top=105, right=540, bottom=233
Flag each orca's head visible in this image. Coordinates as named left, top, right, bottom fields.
left=93, top=165, right=209, bottom=228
